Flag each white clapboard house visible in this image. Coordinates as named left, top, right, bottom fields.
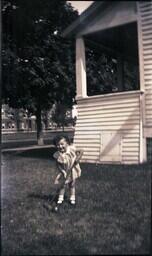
left=62, top=1, right=152, bottom=164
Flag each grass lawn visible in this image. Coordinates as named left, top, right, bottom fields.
left=1, top=147, right=151, bottom=255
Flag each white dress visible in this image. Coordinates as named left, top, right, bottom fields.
left=53, top=145, right=81, bottom=184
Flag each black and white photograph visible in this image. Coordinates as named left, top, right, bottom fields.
left=1, top=1, right=152, bottom=255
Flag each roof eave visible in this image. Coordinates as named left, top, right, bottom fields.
left=61, top=1, right=105, bottom=38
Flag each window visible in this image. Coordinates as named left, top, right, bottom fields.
left=85, top=22, right=139, bottom=96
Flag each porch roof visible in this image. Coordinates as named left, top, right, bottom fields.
left=62, top=1, right=105, bottom=38
left=62, top=1, right=138, bottom=61
left=62, top=1, right=138, bottom=38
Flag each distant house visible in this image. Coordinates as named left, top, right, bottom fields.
left=1, top=105, right=36, bottom=132
left=1, top=106, right=16, bottom=130
left=62, top=1, right=152, bottom=164
left=1, top=104, right=76, bottom=132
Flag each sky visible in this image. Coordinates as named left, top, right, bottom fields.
left=68, top=1, right=93, bottom=14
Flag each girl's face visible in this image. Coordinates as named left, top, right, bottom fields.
left=57, top=138, right=68, bottom=153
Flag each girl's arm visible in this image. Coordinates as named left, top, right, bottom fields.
left=75, top=149, right=84, bottom=164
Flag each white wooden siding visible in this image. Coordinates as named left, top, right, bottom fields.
left=74, top=91, right=141, bottom=164
left=138, top=1, right=152, bottom=129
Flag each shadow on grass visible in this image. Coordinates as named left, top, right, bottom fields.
left=28, top=192, right=69, bottom=203
left=28, top=193, right=58, bottom=212
left=28, top=192, right=53, bottom=201
left=2, top=234, right=90, bottom=255
left=30, top=235, right=89, bottom=255
left=27, top=192, right=71, bottom=214
left=11, top=147, right=56, bottom=159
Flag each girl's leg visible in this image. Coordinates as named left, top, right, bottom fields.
left=69, top=181, right=76, bottom=205
left=57, top=187, right=65, bottom=204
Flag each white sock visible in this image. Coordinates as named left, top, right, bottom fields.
left=70, top=195, right=75, bottom=204
left=57, top=195, right=64, bottom=204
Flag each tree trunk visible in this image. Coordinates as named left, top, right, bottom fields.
left=44, top=111, right=49, bottom=130
left=15, top=109, right=20, bottom=131
left=16, top=119, right=20, bottom=131
left=36, top=106, right=44, bottom=145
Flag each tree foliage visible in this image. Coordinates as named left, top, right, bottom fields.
left=2, top=0, right=78, bottom=143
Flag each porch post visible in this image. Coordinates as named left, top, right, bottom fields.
left=76, top=37, right=87, bottom=99
left=137, top=2, right=147, bottom=162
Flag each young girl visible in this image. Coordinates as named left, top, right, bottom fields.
left=53, top=135, right=83, bottom=206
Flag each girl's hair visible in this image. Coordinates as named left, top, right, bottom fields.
left=53, top=135, right=71, bottom=146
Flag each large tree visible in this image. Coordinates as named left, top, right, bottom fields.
left=2, top=0, right=78, bottom=144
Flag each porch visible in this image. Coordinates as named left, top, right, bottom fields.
left=62, top=1, right=152, bottom=163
